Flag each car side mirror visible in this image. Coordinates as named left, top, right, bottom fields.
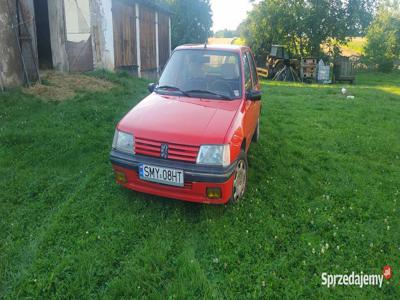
left=246, top=89, right=262, bottom=101
left=148, top=83, right=157, bottom=93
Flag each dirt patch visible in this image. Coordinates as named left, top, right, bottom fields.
left=24, top=72, right=116, bottom=101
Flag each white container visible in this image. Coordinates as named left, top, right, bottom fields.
left=317, top=59, right=331, bottom=83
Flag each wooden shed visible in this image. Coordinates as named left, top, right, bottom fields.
left=112, top=0, right=172, bottom=78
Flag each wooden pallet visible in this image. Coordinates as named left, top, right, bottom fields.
left=257, top=67, right=269, bottom=79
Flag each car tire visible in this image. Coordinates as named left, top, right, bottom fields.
left=229, top=150, right=248, bottom=204
left=252, top=118, right=260, bottom=143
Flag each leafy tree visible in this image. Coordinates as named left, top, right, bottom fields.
left=242, top=0, right=375, bottom=64
left=214, top=29, right=238, bottom=38
left=364, top=1, right=400, bottom=71
left=166, top=0, right=213, bottom=49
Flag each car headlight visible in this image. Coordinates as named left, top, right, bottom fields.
left=196, top=144, right=230, bottom=167
left=112, top=130, right=135, bottom=154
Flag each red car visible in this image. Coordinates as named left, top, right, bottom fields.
left=110, top=44, right=262, bottom=204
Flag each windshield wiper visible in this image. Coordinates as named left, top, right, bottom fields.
left=184, top=90, right=232, bottom=100
left=155, top=85, right=190, bottom=97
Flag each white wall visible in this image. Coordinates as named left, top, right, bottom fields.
left=48, top=0, right=69, bottom=71
left=98, top=0, right=114, bottom=69
left=64, top=0, right=91, bottom=42
left=62, top=0, right=114, bottom=70
left=89, top=0, right=114, bottom=70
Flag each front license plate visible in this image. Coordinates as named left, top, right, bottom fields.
left=139, top=164, right=184, bottom=187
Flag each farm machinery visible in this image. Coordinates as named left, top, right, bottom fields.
left=257, top=45, right=301, bottom=81
left=256, top=44, right=355, bottom=84
left=257, top=45, right=319, bottom=82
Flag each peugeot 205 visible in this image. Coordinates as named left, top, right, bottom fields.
left=110, top=44, right=262, bottom=204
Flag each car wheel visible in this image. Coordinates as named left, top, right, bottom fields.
left=230, top=150, right=248, bottom=203
left=252, top=118, right=260, bottom=143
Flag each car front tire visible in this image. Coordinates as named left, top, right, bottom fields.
left=230, top=150, right=248, bottom=203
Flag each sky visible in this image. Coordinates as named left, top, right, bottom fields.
left=210, top=0, right=254, bottom=32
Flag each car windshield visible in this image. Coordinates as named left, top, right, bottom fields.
left=157, top=49, right=242, bottom=100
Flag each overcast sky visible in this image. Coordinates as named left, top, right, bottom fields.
left=210, top=0, right=254, bottom=32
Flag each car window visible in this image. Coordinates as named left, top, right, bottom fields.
left=247, top=51, right=258, bottom=86
left=158, top=49, right=242, bottom=100
left=242, top=52, right=252, bottom=90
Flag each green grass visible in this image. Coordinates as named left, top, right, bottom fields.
left=343, top=37, right=367, bottom=55
left=0, top=70, right=399, bottom=299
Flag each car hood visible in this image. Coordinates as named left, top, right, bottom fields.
left=118, top=93, right=241, bottom=145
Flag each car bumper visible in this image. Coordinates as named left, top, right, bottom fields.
left=110, top=150, right=236, bottom=204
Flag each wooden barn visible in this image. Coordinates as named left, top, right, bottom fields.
left=0, top=0, right=172, bottom=88
left=112, top=0, right=172, bottom=78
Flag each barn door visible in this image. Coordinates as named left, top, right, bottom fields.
left=158, top=12, right=170, bottom=72
left=139, top=5, right=157, bottom=78
left=112, top=0, right=137, bottom=73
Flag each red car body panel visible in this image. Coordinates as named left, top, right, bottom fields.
left=113, top=165, right=235, bottom=204
left=118, top=94, right=242, bottom=146
left=110, top=45, right=261, bottom=204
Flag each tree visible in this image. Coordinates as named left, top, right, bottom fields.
left=167, top=0, right=213, bottom=49
left=242, top=0, right=375, bottom=64
left=364, top=1, right=400, bottom=71
left=214, top=29, right=238, bottom=38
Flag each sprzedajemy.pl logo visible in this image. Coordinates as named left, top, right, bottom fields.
left=321, top=265, right=392, bottom=288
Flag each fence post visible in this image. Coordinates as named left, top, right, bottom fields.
left=135, top=3, right=141, bottom=78
left=155, top=11, right=159, bottom=77
left=168, top=16, right=171, bottom=56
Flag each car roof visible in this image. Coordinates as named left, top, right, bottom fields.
left=174, top=44, right=248, bottom=53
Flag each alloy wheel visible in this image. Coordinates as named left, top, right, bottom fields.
left=233, top=159, right=247, bottom=202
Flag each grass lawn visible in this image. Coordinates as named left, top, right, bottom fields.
left=342, top=37, right=367, bottom=56
left=0, top=71, right=399, bottom=298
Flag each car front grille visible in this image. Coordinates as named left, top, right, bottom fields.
left=135, top=137, right=199, bottom=163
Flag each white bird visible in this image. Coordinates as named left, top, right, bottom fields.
left=341, top=87, right=347, bottom=95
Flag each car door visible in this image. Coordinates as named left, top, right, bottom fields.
left=242, top=51, right=257, bottom=148
left=242, top=50, right=260, bottom=146
left=247, top=50, right=261, bottom=121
